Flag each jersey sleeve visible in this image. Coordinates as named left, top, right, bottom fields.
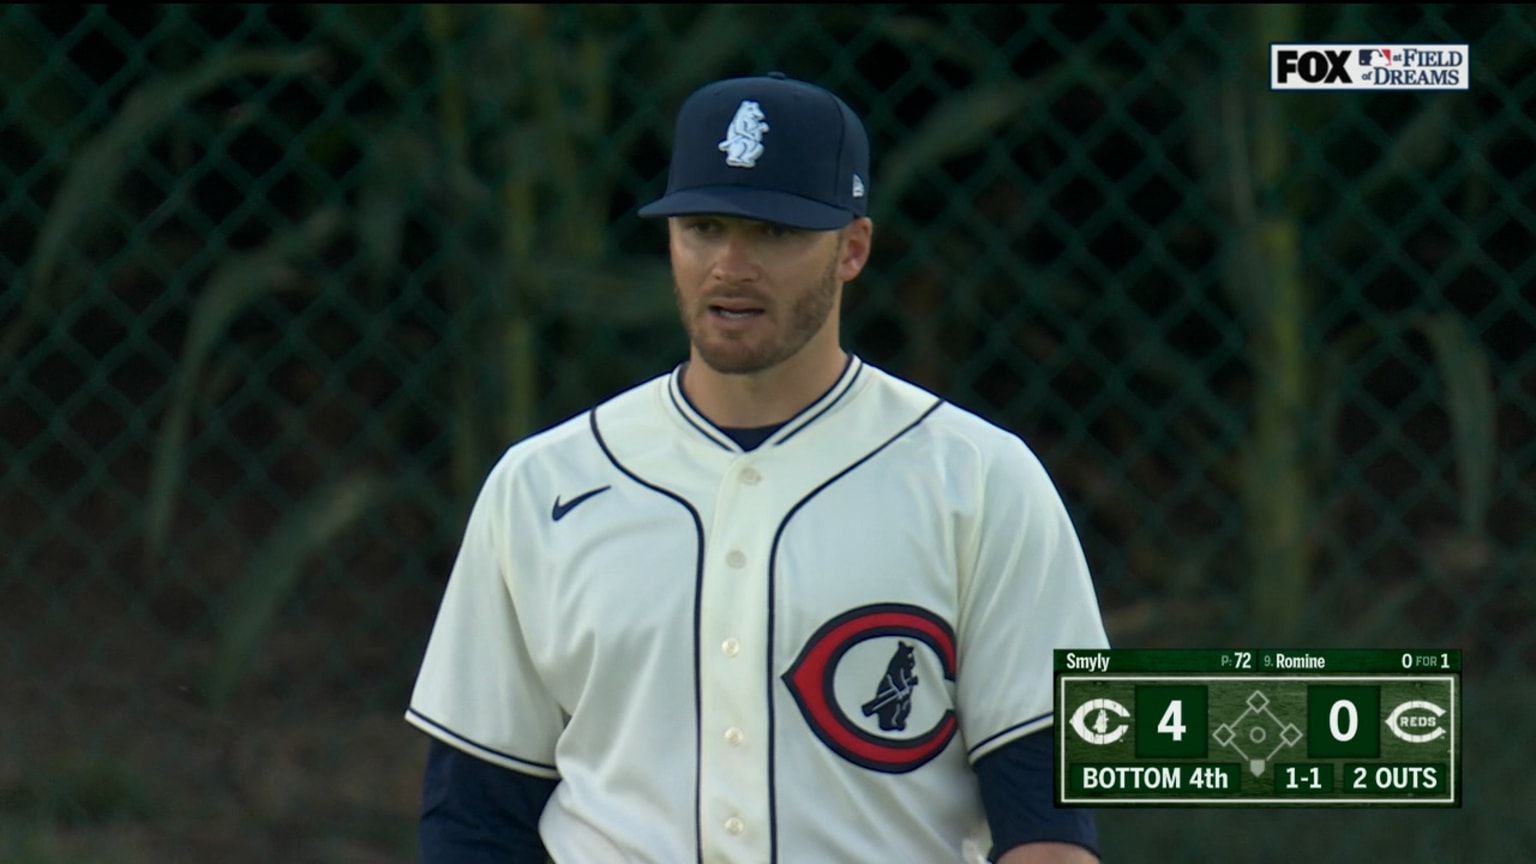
left=406, top=461, right=565, bottom=779
left=955, top=434, right=1109, bottom=762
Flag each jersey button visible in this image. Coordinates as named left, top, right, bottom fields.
left=722, top=638, right=741, bottom=656
left=726, top=549, right=746, bottom=568
left=740, top=467, right=762, bottom=485
left=725, top=817, right=745, bottom=835
left=725, top=727, right=744, bottom=746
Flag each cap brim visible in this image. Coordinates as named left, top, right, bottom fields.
left=638, top=186, right=854, bottom=231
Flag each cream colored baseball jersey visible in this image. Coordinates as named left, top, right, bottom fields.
left=406, top=355, right=1110, bottom=863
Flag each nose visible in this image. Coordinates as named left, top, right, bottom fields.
left=711, top=228, right=759, bottom=283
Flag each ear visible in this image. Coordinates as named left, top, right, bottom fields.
left=837, top=217, right=874, bottom=283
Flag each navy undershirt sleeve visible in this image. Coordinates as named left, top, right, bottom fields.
left=420, top=739, right=558, bottom=864
left=974, top=731, right=1100, bottom=859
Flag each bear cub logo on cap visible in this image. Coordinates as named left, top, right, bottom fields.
left=719, top=100, right=770, bottom=168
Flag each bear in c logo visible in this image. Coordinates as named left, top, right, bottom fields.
left=783, top=604, right=957, bottom=774
left=861, top=641, right=919, bottom=731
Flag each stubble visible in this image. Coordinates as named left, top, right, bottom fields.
left=677, top=240, right=842, bottom=376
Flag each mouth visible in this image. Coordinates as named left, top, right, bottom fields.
left=708, top=299, right=766, bottom=320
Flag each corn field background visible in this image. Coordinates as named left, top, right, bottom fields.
left=1, top=5, right=1533, bottom=863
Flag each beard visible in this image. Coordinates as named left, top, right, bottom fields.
left=675, top=245, right=841, bottom=376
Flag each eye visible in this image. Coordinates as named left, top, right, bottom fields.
left=681, top=217, right=722, bottom=236
left=760, top=222, right=801, bottom=239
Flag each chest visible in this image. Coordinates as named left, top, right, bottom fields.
left=513, top=448, right=969, bottom=711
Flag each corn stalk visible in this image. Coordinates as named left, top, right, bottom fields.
left=1222, top=5, right=1313, bottom=639
left=422, top=5, right=500, bottom=508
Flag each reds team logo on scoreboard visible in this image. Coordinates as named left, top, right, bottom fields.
left=1270, top=44, right=1470, bottom=91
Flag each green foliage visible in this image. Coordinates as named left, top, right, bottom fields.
left=144, top=208, right=347, bottom=572
left=0, top=756, right=156, bottom=826
left=204, top=470, right=392, bottom=706
left=0, top=817, right=60, bottom=864
left=2, top=47, right=323, bottom=366
left=1420, top=315, right=1497, bottom=540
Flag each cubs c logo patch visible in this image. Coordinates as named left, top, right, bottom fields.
left=783, top=603, right=958, bottom=773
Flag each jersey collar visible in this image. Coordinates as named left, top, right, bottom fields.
left=666, top=353, right=865, bottom=453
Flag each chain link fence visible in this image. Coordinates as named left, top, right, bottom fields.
left=2, top=5, right=1532, bottom=862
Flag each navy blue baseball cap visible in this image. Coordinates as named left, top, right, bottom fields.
left=638, top=72, right=870, bottom=231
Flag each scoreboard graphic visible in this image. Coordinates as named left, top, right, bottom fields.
left=1054, top=650, right=1461, bottom=806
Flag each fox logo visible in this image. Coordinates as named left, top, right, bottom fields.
left=719, top=100, right=769, bottom=167
left=861, top=642, right=919, bottom=731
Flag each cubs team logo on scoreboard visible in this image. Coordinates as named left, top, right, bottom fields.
left=1068, top=698, right=1130, bottom=745
left=1270, top=44, right=1470, bottom=90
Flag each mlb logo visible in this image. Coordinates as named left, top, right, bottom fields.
left=1358, top=49, right=1391, bottom=67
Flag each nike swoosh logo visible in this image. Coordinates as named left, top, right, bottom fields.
left=551, top=485, right=611, bottom=522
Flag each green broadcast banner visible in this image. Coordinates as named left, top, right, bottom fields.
left=1053, top=650, right=1461, bottom=807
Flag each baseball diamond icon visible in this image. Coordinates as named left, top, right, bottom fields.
left=1212, top=690, right=1303, bottom=776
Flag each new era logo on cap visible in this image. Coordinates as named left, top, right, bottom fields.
left=639, top=72, right=870, bottom=231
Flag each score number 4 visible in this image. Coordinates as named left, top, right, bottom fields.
left=1134, top=687, right=1207, bottom=758
left=1157, top=700, right=1187, bottom=740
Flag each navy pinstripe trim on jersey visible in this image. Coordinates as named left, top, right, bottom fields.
left=667, top=369, right=737, bottom=452
left=405, top=707, right=558, bottom=774
left=763, top=396, right=945, bottom=864
left=665, top=354, right=862, bottom=452
left=967, top=710, right=1055, bottom=758
left=771, top=354, right=862, bottom=446
left=589, top=409, right=708, bottom=864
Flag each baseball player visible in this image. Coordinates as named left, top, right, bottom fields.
left=407, top=72, right=1110, bottom=863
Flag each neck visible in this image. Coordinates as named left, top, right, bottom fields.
left=682, top=340, right=847, bottom=429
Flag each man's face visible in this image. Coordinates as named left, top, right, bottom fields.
left=668, top=215, right=870, bottom=376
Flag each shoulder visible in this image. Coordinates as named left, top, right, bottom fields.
left=861, top=363, right=1054, bottom=482
left=481, top=371, right=670, bottom=493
